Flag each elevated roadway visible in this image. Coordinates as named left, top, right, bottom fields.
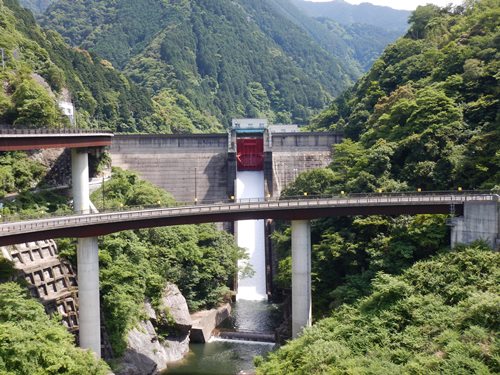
left=1, top=192, right=496, bottom=246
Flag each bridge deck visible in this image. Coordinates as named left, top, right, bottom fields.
left=0, top=129, right=113, bottom=151
left=0, top=193, right=497, bottom=246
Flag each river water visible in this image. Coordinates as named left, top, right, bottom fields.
left=164, top=301, right=280, bottom=375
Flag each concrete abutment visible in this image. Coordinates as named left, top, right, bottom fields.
left=450, top=200, right=500, bottom=250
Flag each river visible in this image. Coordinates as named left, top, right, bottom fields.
left=164, top=300, right=280, bottom=375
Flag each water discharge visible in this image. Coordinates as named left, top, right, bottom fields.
left=235, top=171, right=267, bottom=301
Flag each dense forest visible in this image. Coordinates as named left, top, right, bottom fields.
left=0, top=0, right=155, bottom=131
left=257, top=244, right=499, bottom=374
left=257, top=1, right=499, bottom=372
left=291, top=0, right=410, bottom=32
left=37, top=0, right=408, bottom=126
left=0, top=283, right=109, bottom=373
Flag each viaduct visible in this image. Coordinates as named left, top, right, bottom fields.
left=0, top=129, right=498, bottom=358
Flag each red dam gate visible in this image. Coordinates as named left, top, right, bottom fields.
left=236, top=137, right=264, bottom=171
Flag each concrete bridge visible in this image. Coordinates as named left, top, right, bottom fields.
left=1, top=129, right=499, bottom=357
left=1, top=193, right=498, bottom=246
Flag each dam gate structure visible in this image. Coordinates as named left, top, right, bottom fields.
left=110, top=125, right=342, bottom=203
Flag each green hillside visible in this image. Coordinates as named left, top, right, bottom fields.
left=271, top=0, right=405, bottom=71
left=1, top=0, right=223, bottom=133
left=0, top=0, right=156, bottom=131
left=0, top=282, right=110, bottom=373
left=18, top=0, right=52, bottom=13
left=40, top=0, right=363, bottom=125
left=310, top=0, right=499, bottom=190
left=258, top=2, right=499, bottom=372
left=257, top=244, right=499, bottom=374
left=291, top=0, right=410, bottom=32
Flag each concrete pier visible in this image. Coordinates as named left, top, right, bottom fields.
left=291, top=220, right=312, bottom=338
left=71, top=149, right=91, bottom=215
left=71, top=148, right=101, bottom=356
left=76, top=237, right=101, bottom=356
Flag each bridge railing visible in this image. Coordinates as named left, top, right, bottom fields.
left=1, top=190, right=498, bottom=225
left=0, top=127, right=113, bottom=135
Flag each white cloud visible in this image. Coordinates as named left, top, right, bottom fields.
left=307, top=0, right=463, bottom=11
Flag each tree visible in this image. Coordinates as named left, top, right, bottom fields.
left=11, top=79, right=62, bottom=128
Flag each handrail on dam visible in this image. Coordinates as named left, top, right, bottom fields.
left=0, top=191, right=498, bottom=238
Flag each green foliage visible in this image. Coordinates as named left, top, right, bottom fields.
left=310, top=0, right=499, bottom=190
left=257, top=244, right=499, bottom=374
left=0, top=152, right=46, bottom=197
left=0, top=0, right=155, bottom=131
left=11, top=78, right=63, bottom=127
left=0, top=282, right=109, bottom=374
left=88, top=169, right=243, bottom=355
left=41, top=0, right=363, bottom=125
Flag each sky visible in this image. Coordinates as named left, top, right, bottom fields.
left=308, top=0, right=463, bottom=11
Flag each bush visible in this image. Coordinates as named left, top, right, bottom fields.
left=0, top=283, right=109, bottom=374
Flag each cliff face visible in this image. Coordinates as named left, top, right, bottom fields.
left=117, top=283, right=192, bottom=375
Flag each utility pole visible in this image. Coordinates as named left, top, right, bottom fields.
left=194, top=167, right=198, bottom=204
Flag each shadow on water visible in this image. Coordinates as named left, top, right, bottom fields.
left=164, top=301, right=281, bottom=375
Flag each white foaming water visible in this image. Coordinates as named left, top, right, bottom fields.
left=235, top=171, right=267, bottom=301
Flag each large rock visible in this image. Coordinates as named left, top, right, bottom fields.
left=116, top=283, right=193, bottom=374
left=119, top=320, right=168, bottom=375
left=159, top=283, right=192, bottom=335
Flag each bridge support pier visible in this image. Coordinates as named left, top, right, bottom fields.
left=71, top=149, right=101, bottom=357
left=291, top=220, right=311, bottom=338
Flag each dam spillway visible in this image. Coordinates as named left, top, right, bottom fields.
left=235, top=171, right=266, bottom=301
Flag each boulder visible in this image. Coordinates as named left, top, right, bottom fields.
left=118, top=320, right=168, bottom=375
left=159, top=283, right=192, bottom=335
left=116, top=283, right=193, bottom=374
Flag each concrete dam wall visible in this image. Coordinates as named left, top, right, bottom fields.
left=111, top=134, right=229, bottom=203
left=110, top=132, right=342, bottom=203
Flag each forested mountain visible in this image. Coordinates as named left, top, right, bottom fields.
left=17, top=0, right=413, bottom=126
left=291, top=0, right=410, bottom=32
left=269, top=0, right=405, bottom=71
left=18, top=0, right=52, bottom=13
left=310, top=0, right=499, bottom=191
left=257, top=2, right=499, bottom=373
left=39, top=0, right=363, bottom=125
left=0, top=0, right=154, bottom=131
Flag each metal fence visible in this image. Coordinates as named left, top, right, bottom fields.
left=0, top=127, right=113, bottom=135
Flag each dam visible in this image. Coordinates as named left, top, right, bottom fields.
left=110, top=120, right=343, bottom=300
left=110, top=123, right=343, bottom=203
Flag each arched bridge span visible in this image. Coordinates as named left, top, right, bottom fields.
left=0, top=193, right=496, bottom=246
